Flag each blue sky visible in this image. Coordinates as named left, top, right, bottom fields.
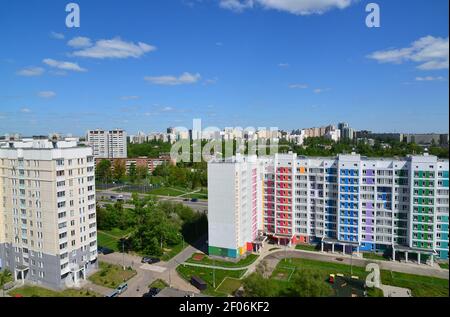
left=0, top=0, right=448, bottom=136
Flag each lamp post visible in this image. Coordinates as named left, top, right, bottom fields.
left=212, top=259, right=216, bottom=289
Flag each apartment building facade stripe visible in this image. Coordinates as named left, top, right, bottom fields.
left=208, top=153, right=449, bottom=262
left=0, top=139, right=98, bottom=289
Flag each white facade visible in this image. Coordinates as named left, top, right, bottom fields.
left=208, top=153, right=449, bottom=261
left=86, top=129, right=127, bottom=158
left=208, top=155, right=261, bottom=258
left=0, top=139, right=98, bottom=288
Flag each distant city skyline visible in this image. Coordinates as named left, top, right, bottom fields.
left=1, top=0, right=449, bottom=135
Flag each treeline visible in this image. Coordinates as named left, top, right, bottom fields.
left=127, top=140, right=172, bottom=158
left=96, top=194, right=207, bottom=256
left=152, top=162, right=207, bottom=189
left=285, top=137, right=449, bottom=159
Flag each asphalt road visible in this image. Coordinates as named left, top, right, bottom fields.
left=97, top=189, right=208, bottom=213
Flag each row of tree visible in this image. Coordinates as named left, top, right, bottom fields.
left=96, top=194, right=207, bottom=256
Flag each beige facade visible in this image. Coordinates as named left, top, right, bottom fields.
left=0, top=139, right=97, bottom=289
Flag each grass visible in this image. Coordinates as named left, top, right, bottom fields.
left=216, top=277, right=242, bottom=295
left=176, top=264, right=247, bottom=297
left=186, top=253, right=259, bottom=268
left=88, top=262, right=137, bottom=289
left=8, top=286, right=100, bottom=297
left=271, top=258, right=449, bottom=297
left=438, top=262, right=449, bottom=270
left=362, top=252, right=389, bottom=261
left=295, top=244, right=319, bottom=252
left=366, top=287, right=384, bottom=297
left=269, top=248, right=281, bottom=252
left=148, top=186, right=188, bottom=196
left=149, top=279, right=168, bottom=289
left=161, top=241, right=187, bottom=261
left=97, top=228, right=132, bottom=252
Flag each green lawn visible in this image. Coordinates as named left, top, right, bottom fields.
left=216, top=277, right=242, bottom=295
left=148, top=186, right=188, bottom=196
left=97, top=231, right=120, bottom=251
left=149, top=279, right=168, bottom=289
left=8, top=286, right=100, bottom=297
left=186, top=253, right=259, bottom=268
left=295, top=244, right=319, bottom=252
left=362, top=252, right=389, bottom=261
left=366, top=287, right=384, bottom=297
left=438, top=262, right=449, bottom=270
left=176, top=264, right=246, bottom=296
left=88, top=262, right=137, bottom=289
left=271, top=258, right=449, bottom=297
left=161, top=242, right=187, bottom=261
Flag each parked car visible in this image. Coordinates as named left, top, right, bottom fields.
left=190, top=276, right=207, bottom=291
left=141, top=257, right=160, bottom=264
left=105, top=290, right=119, bottom=297
left=148, top=288, right=161, bottom=296
left=190, top=198, right=198, bottom=202
left=183, top=198, right=189, bottom=201
left=102, top=247, right=114, bottom=255
left=97, top=246, right=105, bottom=254
left=116, top=283, right=128, bottom=294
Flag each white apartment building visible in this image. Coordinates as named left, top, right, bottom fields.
left=86, top=129, right=127, bottom=158
left=208, top=153, right=449, bottom=264
left=0, top=138, right=98, bottom=289
left=208, top=155, right=263, bottom=258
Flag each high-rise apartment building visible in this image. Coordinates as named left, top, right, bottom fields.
left=0, top=138, right=98, bottom=289
left=86, top=129, right=127, bottom=158
left=208, top=153, right=449, bottom=263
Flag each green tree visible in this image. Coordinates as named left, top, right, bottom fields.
left=96, top=159, right=112, bottom=183
left=136, top=165, right=149, bottom=181
left=112, top=159, right=126, bottom=183
left=128, top=163, right=137, bottom=183
left=242, top=273, right=277, bottom=297
left=280, top=268, right=332, bottom=297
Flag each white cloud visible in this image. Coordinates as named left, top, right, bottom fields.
left=220, top=0, right=254, bottom=12
left=162, top=106, right=174, bottom=112
left=67, top=36, right=92, bottom=48
left=17, top=67, right=44, bottom=77
left=20, top=107, right=31, bottom=113
left=43, top=58, right=87, bottom=72
left=204, top=77, right=219, bottom=85
left=219, top=0, right=354, bottom=15
left=50, top=31, right=65, bottom=40
left=313, top=88, right=330, bottom=94
left=120, top=96, right=140, bottom=100
left=38, top=91, right=56, bottom=98
left=72, top=37, right=156, bottom=59
left=278, top=63, right=290, bottom=67
left=289, top=84, right=308, bottom=89
left=367, top=36, right=449, bottom=70
left=144, top=72, right=201, bottom=85
left=415, top=76, right=445, bottom=81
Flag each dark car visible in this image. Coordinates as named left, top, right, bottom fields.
left=142, top=288, right=160, bottom=297
left=97, top=246, right=105, bottom=254
left=183, top=198, right=189, bottom=201
left=190, top=276, right=207, bottom=291
left=102, top=247, right=114, bottom=255
left=190, top=198, right=198, bottom=202
left=141, top=257, right=160, bottom=264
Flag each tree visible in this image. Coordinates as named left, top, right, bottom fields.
left=128, top=163, right=137, bottom=183
left=136, top=165, right=149, bottom=181
left=242, top=273, right=277, bottom=297
left=112, top=159, right=126, bottom=183
left=280, top=268, right=332, bottom=297
left=96, top=159, right=112, bottom=183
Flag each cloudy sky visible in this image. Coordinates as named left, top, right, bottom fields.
left=0, top=0, right=448, bottom=135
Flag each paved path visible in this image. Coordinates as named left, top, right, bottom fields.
left=174, top=244, right=449, bottom=280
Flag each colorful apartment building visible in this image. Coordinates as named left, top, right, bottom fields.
left=207, top=153, right=449, bottom=263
